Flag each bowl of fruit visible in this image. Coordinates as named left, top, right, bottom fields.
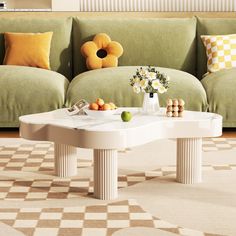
left=84, top=98, right=118, bottom=118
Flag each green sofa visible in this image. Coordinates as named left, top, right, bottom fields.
left=0, top=17, right=72, bottom=127
left=0, top=16, right=235, bottom=127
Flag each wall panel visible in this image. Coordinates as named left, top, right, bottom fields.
left=77, top=0, right=236, bottom=12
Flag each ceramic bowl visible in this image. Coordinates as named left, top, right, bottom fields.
left=84, top=108, right=117, bottom=118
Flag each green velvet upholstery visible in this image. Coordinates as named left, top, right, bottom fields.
left=197, top=17, right=236, bottom=79
left=66, top=66, right=208, bottom=112
left=73, top=18, right=197, bottom=76
left=0, top=65, right=69, bottom=127
left=201, top=68, right=236, bottom=127
left=2, top=17, right=236, bottom=128
left=0, top=17, right=73, bottom=79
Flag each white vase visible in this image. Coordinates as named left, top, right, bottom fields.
left=142, top=93, right=160, bottom=115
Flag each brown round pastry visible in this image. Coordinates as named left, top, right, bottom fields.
left=178, top=99, right=185, bottom=106
left=178, top=112, right=184, bottom=117
left=166, top=106, right=173, bottom=112
left=178, top=106, right=184, bottom=112
left=173, top=99, right=178, bottom=106
left=173, top=111, right=179, bottom=117
left=166, top=99, right=173, bottom=106
left=166, top=111, right=173, bottom=117
left=173, top=106, right=179, bottom=112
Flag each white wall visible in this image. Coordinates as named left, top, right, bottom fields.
left=5, top=0, right=51, bottom=9
left=52, top=0, right=78, bottom=11
left=4, top=0, right=14, bottom=8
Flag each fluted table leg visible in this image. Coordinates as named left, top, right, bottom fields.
left=94, top=149, right=118, bottom=200
left=176, top=138, right=202, bottom=184
left=54, top=143, right=77, bottom=177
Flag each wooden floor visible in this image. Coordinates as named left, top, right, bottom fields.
left=221, top=130, right=236, bottom=138
left=0, top=129, right=20, bottom=138
left=0, top=128, right=236, bottom=138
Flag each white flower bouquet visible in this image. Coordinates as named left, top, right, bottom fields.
left=130, top=66, right=170, bottom=94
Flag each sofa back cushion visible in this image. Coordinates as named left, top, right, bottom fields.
left=73, top=17, right=197, bottom=76
left=197, top=17, right=236, bottom=79
left=0, top=17, right=72, bottom=79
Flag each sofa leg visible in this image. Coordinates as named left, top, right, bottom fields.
left=54, top=143, right=77, bottom=177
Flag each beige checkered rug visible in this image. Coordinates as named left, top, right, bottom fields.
left=0, top=138, right=234, bottom=236
left=0, top=139, right=235, bottom=201
left=0, top=199, right=223, bottom=236
left=0, top=137, right=235, bottom=172
left=203, top=138, right=236, bottom=152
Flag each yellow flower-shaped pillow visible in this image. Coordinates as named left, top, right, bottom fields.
left=81, top=33, right=123, bottom=70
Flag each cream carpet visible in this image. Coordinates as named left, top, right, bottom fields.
left=0, top=138, right=235, bottom=236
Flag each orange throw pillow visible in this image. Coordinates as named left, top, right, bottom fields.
left=3, top=32, right=53, bottom=70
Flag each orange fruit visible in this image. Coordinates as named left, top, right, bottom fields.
left=89, top=103, right=99, bottom=110
left=109, top=102, right=117, bottom=110
left=102, top=103, right=111, bottom=111
left=96, top=98, right=105, bottom=107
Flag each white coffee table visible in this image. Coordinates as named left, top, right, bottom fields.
left=19, top=108, right=222, bottom=200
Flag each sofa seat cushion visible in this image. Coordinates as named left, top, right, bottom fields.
left=0, top=65, right=69, bottom=127
left=66, top=66, right=208, bottom=112
left=201, top=68, right=236, bottom=127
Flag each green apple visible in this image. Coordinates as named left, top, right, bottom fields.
left=121, top=111, right=132, bottom=122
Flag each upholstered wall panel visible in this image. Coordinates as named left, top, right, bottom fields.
left=78, top=0, right=236, bottom=12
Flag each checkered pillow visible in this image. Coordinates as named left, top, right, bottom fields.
left=201, top=34, right=236, bottom=73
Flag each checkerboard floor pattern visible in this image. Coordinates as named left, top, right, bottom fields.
left=0, top=173, right=160, bottom=201
left=0, top=139, right=232, bottom=235
left=203, top=138, right=236, bottom=152
left=0, top=142, right=92, bottom=171
left=0, top=138, right=234, bottom=172
left=0, top=139, right=235, bottom=201
left=0, top=199, right=223, bottom=236
left=0, top=165, right=235, bottom=201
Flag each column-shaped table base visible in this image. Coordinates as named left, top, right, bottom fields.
left=94, top=149, right=118, bottom=200
left=54, top=143, right=77, bottom=177
left=176, top=138, right=202, bottom=184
